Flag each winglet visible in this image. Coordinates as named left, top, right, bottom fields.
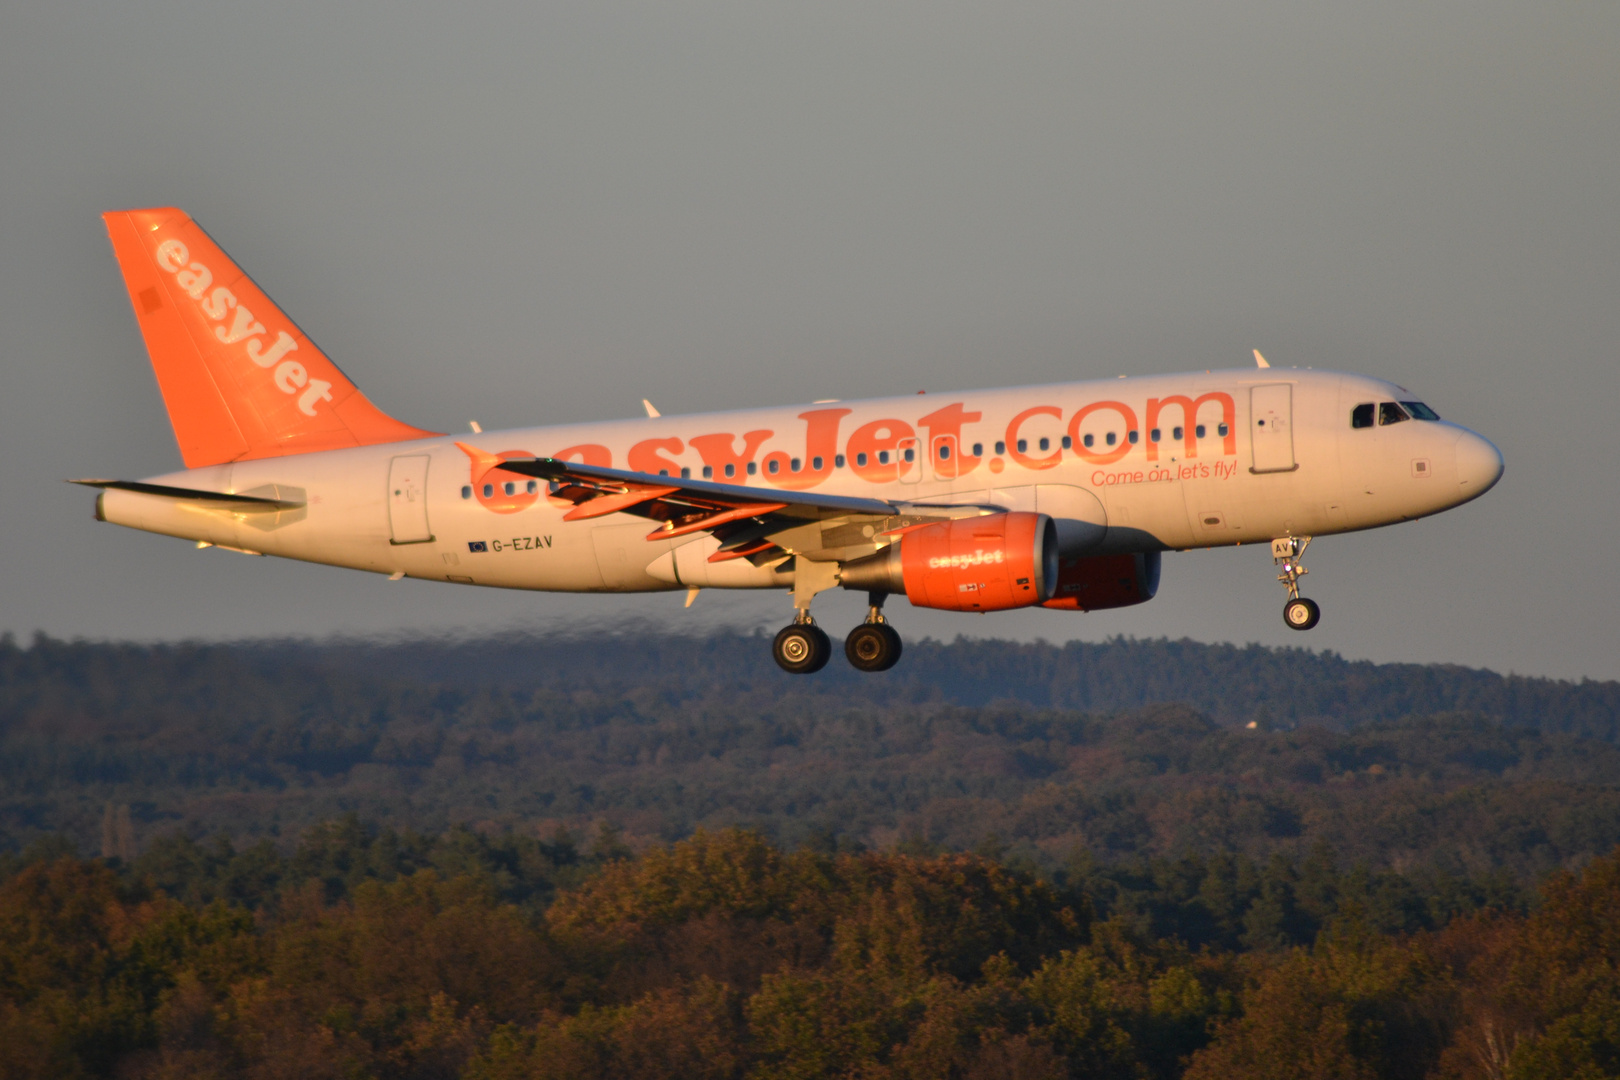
left=102, top=208, right=441, bottom=468
left=1253, top=349, right=1271, bottom=369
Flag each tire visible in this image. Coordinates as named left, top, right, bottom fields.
left=845, top=623, right=903, bottom=672
left=1283, top=597, right=1321, bottom=631
left=773, top=623, right=831, bottom=674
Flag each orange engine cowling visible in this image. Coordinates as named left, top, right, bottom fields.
left=897, top=512, right=1058, bottom=612
left=1040, top=551, right=1162, bottom=611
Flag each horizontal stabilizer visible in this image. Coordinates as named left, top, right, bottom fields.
left=69, top=479, right=303, bottom=510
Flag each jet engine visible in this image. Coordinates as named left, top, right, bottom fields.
left=840, top=512, right=1058, bottom=612
left=1040, top=551, right=1161, bottom=611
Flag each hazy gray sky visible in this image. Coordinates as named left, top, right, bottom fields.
left=2, top=2, right=1615, bottom=679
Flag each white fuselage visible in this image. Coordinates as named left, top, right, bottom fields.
left=96, top=368, right=1502, bottom=598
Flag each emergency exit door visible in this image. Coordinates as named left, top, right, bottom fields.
left=1250, top=384, right=1297, bottom=473
left=388, top=455, right=434, bottom=544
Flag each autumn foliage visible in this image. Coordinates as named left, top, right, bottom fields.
left=1, top=828, right=1617, bottom=1079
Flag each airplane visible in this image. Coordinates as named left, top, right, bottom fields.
left=78, top=207, right=1504, bottom=673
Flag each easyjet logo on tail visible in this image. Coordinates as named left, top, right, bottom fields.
left=153, top=239, right=334, bottom=417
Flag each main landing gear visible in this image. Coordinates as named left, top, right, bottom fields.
left=772, top=592, right=903, bottom=675
left=1272, top=536, right=1321, bottom=631
left=845, top=593, right=903, bottom=673
left=773, top=614, right=832, bottom=674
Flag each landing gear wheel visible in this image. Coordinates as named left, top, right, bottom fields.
left=845, top=623, right=903, bottom=672
left=1283, top=597, right=1321, bottom=631
left=773, top=623, right=831, bottom=674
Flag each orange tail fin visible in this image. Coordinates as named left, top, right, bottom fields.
left=103, top=208, right=440, bottom=468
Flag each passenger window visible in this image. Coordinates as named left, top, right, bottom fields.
left=994, top=441, right=1006, bottom=455
left=1016, top=439, right=1027, bottom=453
left=1127, top=430, right=1139, bottom=444
left=461, top=486, right=472, bottom=500
left=812, top=456, right=823, bottom=470
left=938, top=444, right=950, bottom=460
left=1062, top=435, right=1072, bottom=449
left=856, top=453, right=868, bottom=467
left=1150, top=428, right=1161, bottom=443
left=1173, top=426, right=1184, bottom=441
left=1038, top=437, right=1049, bottom=452
left=1379, top=402, right=1410, bottom=425
left=835, top=455, right=846, bottom=468
left=1083, top=434, right=1094, bottom=448
left=1195, top=424, right=1206, bottom=439
left=1105, top=432, right=1117, bottom=446
left=1351, top=403, right=1375, bottom=428
left=971, top=443, right=983, bottom=457
left=1401, top=400, right=1441, bottom=421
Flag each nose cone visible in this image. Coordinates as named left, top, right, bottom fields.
left=1453, top=429, right=1504, bottom=501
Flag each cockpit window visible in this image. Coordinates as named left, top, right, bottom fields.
left=1351, top=403, right=1375, bottom=429
left=1378, top=402, right=1410, bottom=426
left=1401, top=400, right=1440, bottom=421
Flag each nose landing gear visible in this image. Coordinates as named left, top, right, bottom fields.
left=1272, top=536, right=1321, bottom=631
left=845, top=593, right=902, bottom=672
left=1283, top=596, right=1321, bottom=631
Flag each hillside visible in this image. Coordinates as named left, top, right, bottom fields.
left=3, top=632, right=1618, bottom=890
left=6, top=631, right=1620, bottom=1078
left=314, top=631, right=1620, bottom=736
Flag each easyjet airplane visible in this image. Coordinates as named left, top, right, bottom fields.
left=80, top=208, right=1504, bottom=673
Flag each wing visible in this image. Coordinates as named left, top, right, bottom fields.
left=483, top=451, right=990, bottom=566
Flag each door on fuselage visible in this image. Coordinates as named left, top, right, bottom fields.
left=1250, top=384, right=1297, bottom=473
left=388, top=454, right=434, bottom=545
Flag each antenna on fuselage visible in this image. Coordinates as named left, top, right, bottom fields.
left=1253, top=350, right=1271, bottom=369
left=643, top=399, right=661, bottom=418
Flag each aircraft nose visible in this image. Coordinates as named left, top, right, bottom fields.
left=1453, top=429, right=1504, bottom=499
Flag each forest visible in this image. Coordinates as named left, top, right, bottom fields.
left=2, top=630, right=1618, bottom=1077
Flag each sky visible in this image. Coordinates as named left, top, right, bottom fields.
left=1, top=2, right=1616, bottom=680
